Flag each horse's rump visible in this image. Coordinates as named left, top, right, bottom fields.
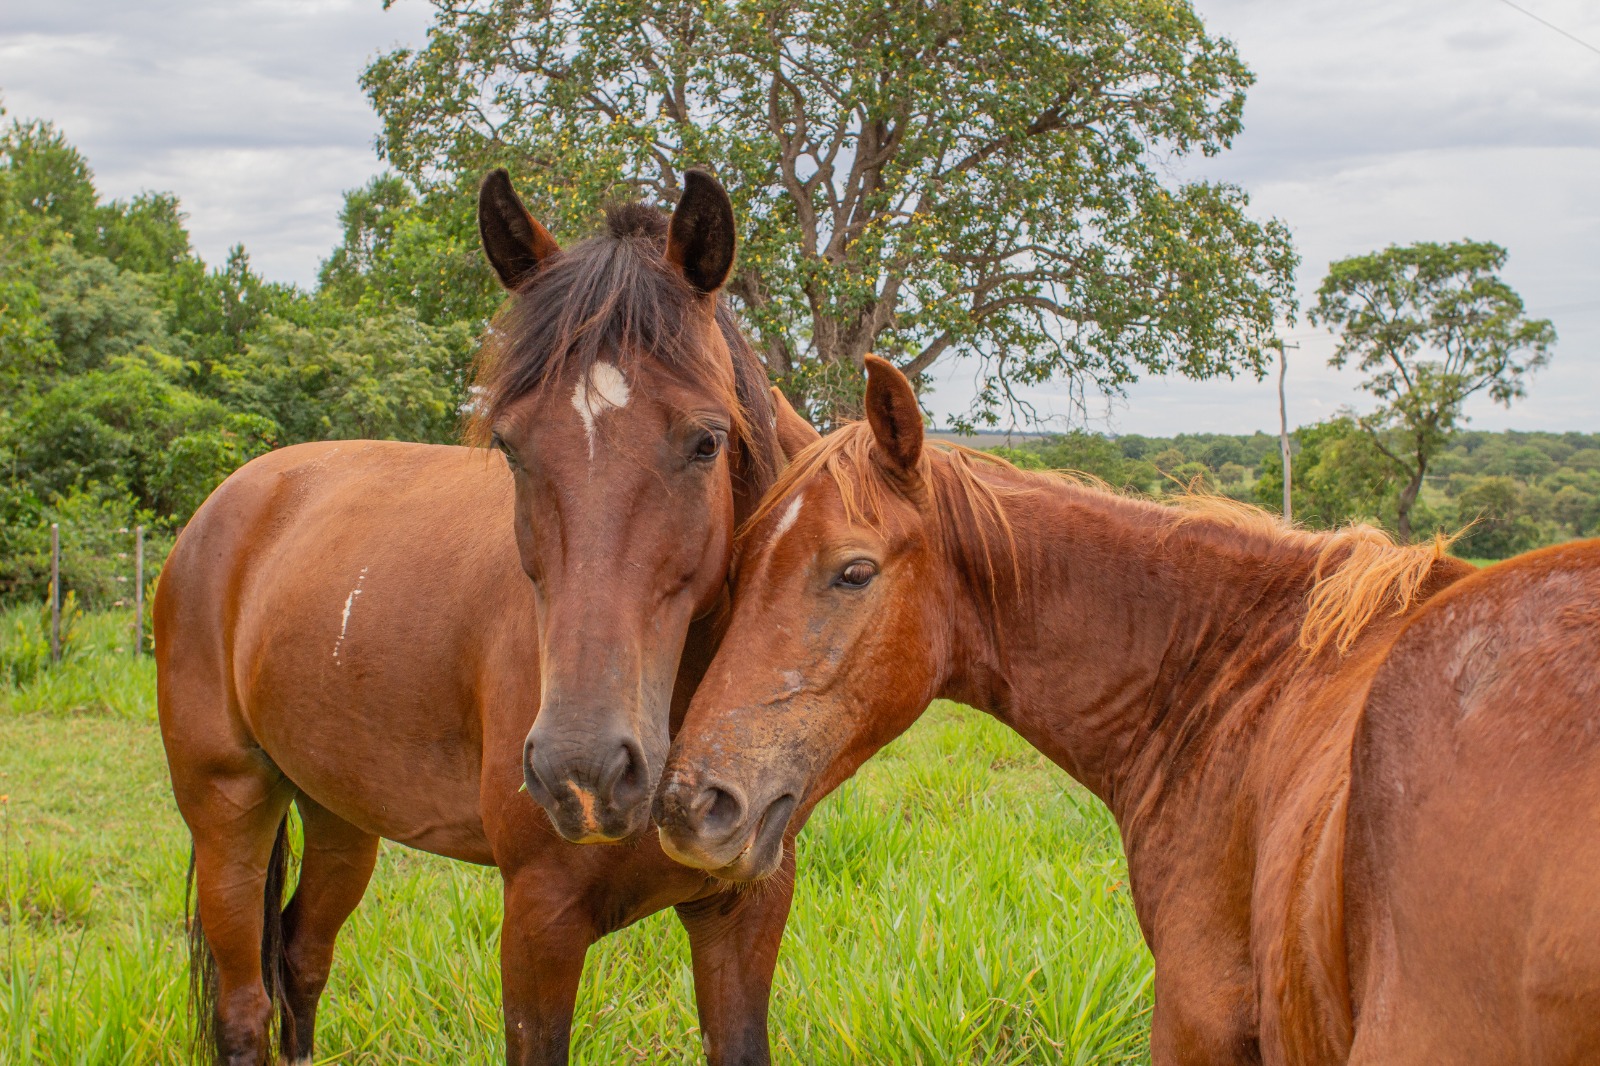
left=1344, top=541, right=1600, bottom=1058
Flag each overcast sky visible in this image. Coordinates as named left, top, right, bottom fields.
left=2, top=0, right=1596, bottom=435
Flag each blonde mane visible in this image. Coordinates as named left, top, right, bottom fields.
left=1160, top=492, right=1456, bottom=654
left=746, top=423, right=1457, bottom=658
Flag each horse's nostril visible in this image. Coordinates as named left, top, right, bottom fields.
left=693, top=785, right=745, bottom=837
left=522, top=753, right=557, bottom=817
left=601, top=739, right=647, bottom=808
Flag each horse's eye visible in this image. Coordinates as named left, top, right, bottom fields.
left=691, top=431, right=723, bottom=462
left=836, top=560, right=878, bottom=589
left=492, top=432, right=519, bottom=469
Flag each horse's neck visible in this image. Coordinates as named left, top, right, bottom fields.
left=954, top=479, right=1325, bottom=815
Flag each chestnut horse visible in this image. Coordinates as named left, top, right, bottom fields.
left=658, top=355, right=1600, bottom=1063
left=157, top=170, right=818, bottom=1065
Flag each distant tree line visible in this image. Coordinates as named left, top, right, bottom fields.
left=995, top=421, right=1594, bottom=560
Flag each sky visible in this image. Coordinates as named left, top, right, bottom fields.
left=1, top=0, right=1596, bottom=436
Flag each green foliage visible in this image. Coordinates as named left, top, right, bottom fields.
left=93, top=192, right=193, bottom=277
left=217, top=311, right=473, bottom=444
left=318, top=174, right=500, bottom=328
left=0, top=608, right=155, bottom=718
left=365, top=0, right=1297, bottom=425
left=992, top=430, right=1161, bottom=494
left=1452, top=476, right=1554, bottom=559
left=0, top=119, right=99, bottom=235
left=1311, top=239, right=1556, bottom=540
left=0, top=234, right=58, bottom=401
left=33, top=243, right=170, bottom=378
left=0, top=594, right=80, bottom=687
left=8, top=354, right=273, bottom=521
left=996, top=423, right=1597, bottom=560
left=0, top=487, right=170, bottom=609
left=0, top=117, right=192, bottom=280
left=164, top=245, right=307, bottom=365
left=1254, top=417, right=1398, bottom=528
left=0, top=114, right=480, bottom=609
left=0, top=438, right=48, bottom=600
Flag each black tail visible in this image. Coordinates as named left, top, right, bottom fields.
left=186, top=815, right=295, bottom=1064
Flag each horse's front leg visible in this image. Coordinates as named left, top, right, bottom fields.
left=499, top=865, right=595, bottom=1066
left=675, top=844, right=797, bottom=1066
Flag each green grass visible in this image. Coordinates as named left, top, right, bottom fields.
left=0, top=605, right=155, bottom=720
left=0, top=613, right=1152, bottom=1064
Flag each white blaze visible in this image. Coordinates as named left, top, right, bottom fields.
left=771, top=494, right=804, bottom=542
left=570, top=361, right=631, bottom=458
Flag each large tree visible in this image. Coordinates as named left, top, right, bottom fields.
left=364, top=0, right=1297, bottom=424
left=1312, top=240, right=1556, bottom=541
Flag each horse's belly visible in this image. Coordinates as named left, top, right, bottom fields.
left=248, top=674, right=496, bottom=864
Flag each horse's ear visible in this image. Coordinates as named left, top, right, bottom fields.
left=665, top=169, right=735, bottom=295
left=864, top=355, right=923, bottom=473
left=770, top=387, right=820, bottom=460
left=478, top=168, right=560, bottom=290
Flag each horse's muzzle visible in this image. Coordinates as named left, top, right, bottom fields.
left=523, top=728, right=653, bottom=843
left=654, top=768, right=795, bottom=880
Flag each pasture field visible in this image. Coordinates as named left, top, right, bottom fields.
left=0, top=609, right=1151, bottom=1064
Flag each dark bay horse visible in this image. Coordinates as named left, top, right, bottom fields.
left=156, top=169, right=819, bottom=1065
left=658, top=355, right=1600, bottom=1063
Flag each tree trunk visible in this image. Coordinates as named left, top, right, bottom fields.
left=1395, top=466, right=1425, bottom=543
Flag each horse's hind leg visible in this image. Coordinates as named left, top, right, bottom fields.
left=278, top=795, right=379, bottom=1064
left=675, top=847, right=796, bottom=1066
left=180, top=759, right=295, bottom=1066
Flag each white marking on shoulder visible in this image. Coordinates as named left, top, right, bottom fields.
left=570, top=361, right=631, bottom=458
left=332, top=566, right=369, bottom=664
left=771, top=494, right=804, bottom=542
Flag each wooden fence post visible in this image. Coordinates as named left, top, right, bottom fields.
left=133, top=524, right=145, bottom=656
left=50, top=522, right=61, bottom=663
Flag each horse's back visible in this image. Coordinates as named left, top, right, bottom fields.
left=1345, top=541, right=1600, bottom=1062
left=157, top=440, right=526, bottom=861
left=160, top=439, right=510, bottom=661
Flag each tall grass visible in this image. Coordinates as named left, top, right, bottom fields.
left=0, top=613, right=1152, bottom=1063
left=0, top=605, right=155, bottom=720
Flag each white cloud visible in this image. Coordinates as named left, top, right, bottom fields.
left=0, top=0, right=433, bottom=285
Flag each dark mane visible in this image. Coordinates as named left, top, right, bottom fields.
left=605, top=202, right=670, bottom=241
left=469, top=200, right=779, bottom=490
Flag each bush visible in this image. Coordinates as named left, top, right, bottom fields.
left=0, top=592, right=81, bottom=687
left=0, top=487, right=171, bottom=609
left=1453, top=477, right=1556, bottom=559
left=0, top=476, right=49, bottom=601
